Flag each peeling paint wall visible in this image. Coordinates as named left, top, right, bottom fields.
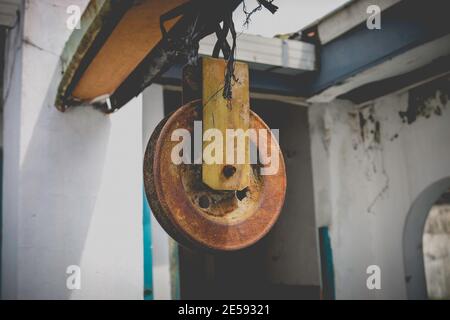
left=309, top=76, right=450, bottom=299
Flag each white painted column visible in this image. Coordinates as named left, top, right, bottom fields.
left=2, top=0, right=143, bottom=299
left=143, top=85, right=172, bottom=300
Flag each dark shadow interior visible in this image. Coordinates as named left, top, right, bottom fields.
left=163, top=90, right=321, bottom=300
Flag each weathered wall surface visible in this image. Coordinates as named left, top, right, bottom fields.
left=253, top=100, right=321, bottom=290
left=142, top=85, right=172, bottom=300
left=2, top=0, right=143, bottom=299
left=309, top=76, right=450, bottom=299
left=423, top=204, right=450, bottom=300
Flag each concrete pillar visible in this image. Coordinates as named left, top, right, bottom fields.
left=142, top=85, right=173, bottom=300
left=2, top=0, right=143, bottom=299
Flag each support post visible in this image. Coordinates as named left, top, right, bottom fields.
left=183, top=57, right=250, bottom=190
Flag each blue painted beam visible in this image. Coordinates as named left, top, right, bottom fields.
left=304, top=0, right=450, bottom=96
left=340, top=55, right=450, bottom=104
left=157, top=63, right=300, bottom=97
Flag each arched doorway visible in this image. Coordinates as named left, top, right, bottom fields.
left=403, top=177, right=450, bottom=299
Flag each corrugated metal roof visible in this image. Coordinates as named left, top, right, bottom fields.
left=199, top=33, right=315, bottom=75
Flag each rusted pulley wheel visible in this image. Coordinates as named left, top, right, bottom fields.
left=144, top=100, right=286, bottom=251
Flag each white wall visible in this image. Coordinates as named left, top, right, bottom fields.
left=142, top=85, right=172, bottom=300
left=309, top=80, right=450, bottom=299
left=2, top=0, right=143, bottom=299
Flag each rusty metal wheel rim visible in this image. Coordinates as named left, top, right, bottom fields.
left=144, top=100, right=286, bottom=251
